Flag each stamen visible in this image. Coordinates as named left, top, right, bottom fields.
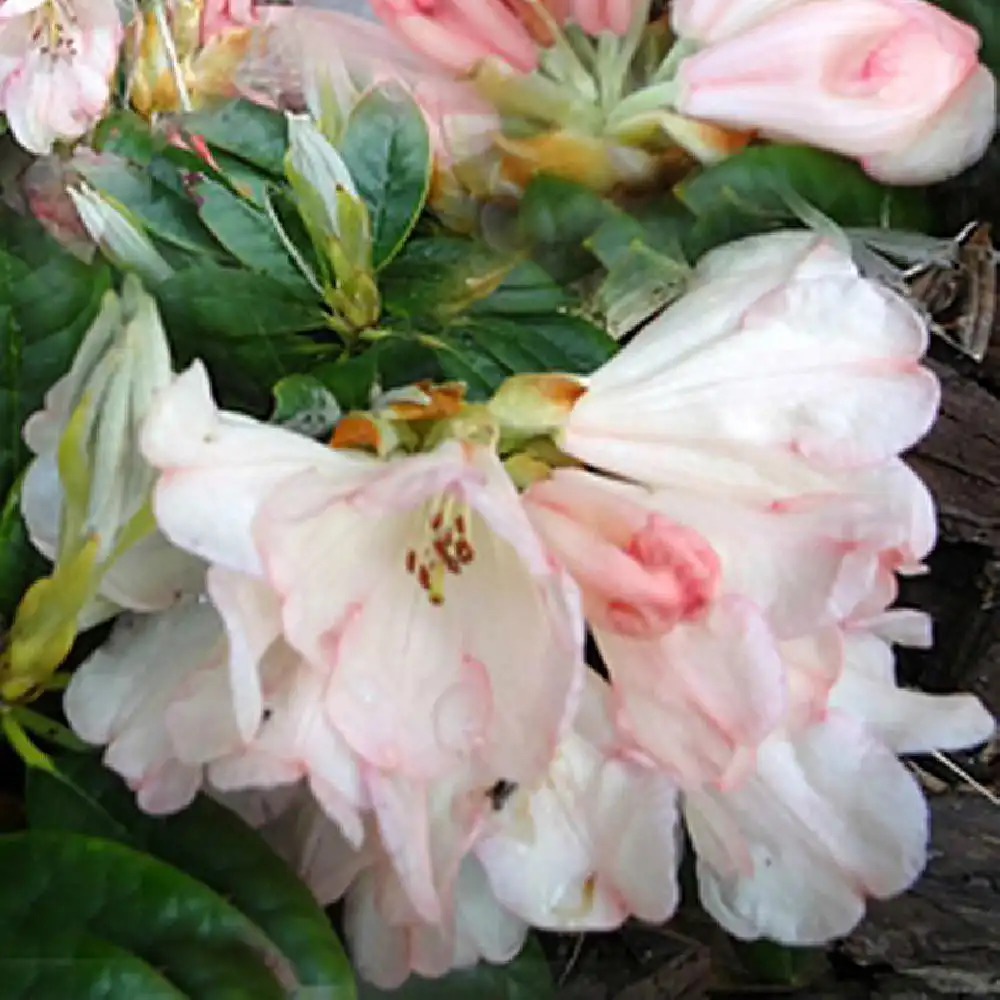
left=405, top=492, right=478, bottom=606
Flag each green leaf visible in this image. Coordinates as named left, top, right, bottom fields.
left=381, top=238, right=568, bottom=322
left=155, top=264, right=331, bottom=408
left=313, top=338, right=439, bottom=409
left=432, top=312, right=615, bottom=398
left=0, top=477, right=47, bottom=627
left=27, top=754, right=356, bottom=998
left=358, top=937, right=554, bottom=999
left=729, top=939, right=824, bottom=988
left=338, top=86, right=432, bottom=269
left=0, top=830, right=287, bottom=998
left=0, top=209, right=111, bottom=499
left=271, top=373, right=342, bottom=436
left=0, top=930, right=187, bottom=1000
left=517, top=175, right=618, bottom=281
left=184, top=99, right=290, bottom=176
left=675, top=145, right=932, bottom=257
left=76, top=158, right=222, bottom=256
left=194, top=177, right=313, bottom=291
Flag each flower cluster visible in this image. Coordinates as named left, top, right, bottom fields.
left=8, top=0, right=992, bottom=201
left=41, top=230, right=994, bottom=988
left=359, top=0, right=997, bottom=197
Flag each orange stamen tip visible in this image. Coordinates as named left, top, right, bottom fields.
left=330, top=414, right=381, bottom=451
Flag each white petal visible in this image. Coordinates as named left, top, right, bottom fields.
left=686, top=714, right=928, bottom=945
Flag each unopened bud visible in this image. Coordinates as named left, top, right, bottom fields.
left=69, top=185, right=174, bottom=286
left=489, top=372, right=586, bottom=437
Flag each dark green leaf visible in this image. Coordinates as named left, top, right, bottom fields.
left=184, top=99, right=289, bottom=176
left=0, top=930, right=187, bottom=1000
left=27, top=755, right=355, bottom=998
left=194, top=178, right=313, bottom=291
left=339, top=86, right=432, bottom=269
left=75, top=158, right=222, bottom=256
left=675, top=145, right=932, bottom=257
left=0, top=478, right=47, bottom=627
left=0, top=209, right=111, bottom=499
left=271, top=373, right=342, bottom=436
left=358, top=937, right=554, bottom=1000
left=381, top=238, right=568, bottom=323
left=517, top=175, right=618, bottom=281
left=432, top=312, right=615, bottom=399
left=0, top=830, right=285, bottom=998
left=155, top=265, right=333, bottom=411
left=729, top=939, right=824, bottom=988
left=313, top=338, right=439, bottom=409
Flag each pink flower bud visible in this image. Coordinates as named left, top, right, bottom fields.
left=370, top=0, right=540, bottom=73
left=676, top=0, right=997, bottom=184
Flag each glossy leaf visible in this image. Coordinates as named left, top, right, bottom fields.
left=0, top=209, right=111, bottom=500
left=0, top=931, right=187, bottom=1000
left=75, top=158, right=222, bottom=256
left=338, top=86, right=432, bottom=269
left=675, top=145, right=931, bottom=257
left=432, top=312, right=615, bottom=398
left=155, top=264, right=331, bottom=409
left=194, top=177, right=312, bottom=291
left=358, top=937, right=554, bottom=1000
left=272, top=373, right=342, bottom=436
left=0, top=477, right=46, bottom=627
left=27, top=754, right=356, bottom=998
left=517, top=175, right=619, bottom=280
left=313, top=338, right=439, bottom=410
left=381, top=238, right=568, bottom=322
left=184, top=99, right=289, bottom=176
left=0, top=830, right=286, bottom=998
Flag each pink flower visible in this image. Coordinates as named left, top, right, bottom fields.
left=523, top=470, right=720, bottom=639
left=829, top=603, right=995, bottom=755
left=64, top=598, right=243, bottom=813
left=142, top=361, right=583, bottom=801
left=675, top=0, right=997, bottom=184
left=369, top=0, right=540, bottom=74
left=563, top=0, right=635, bottom=36
left=683, top=712, right=930, bottom=944
left=475, top=674, right=680, bottom=931
left=557, top=231, right=939, bottom=499
left=0, top=0, right=121, bottom=154
left=200, top=0, right=255, bottom=43
left=671, top=0, right=808, bottom=43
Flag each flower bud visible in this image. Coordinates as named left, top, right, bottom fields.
left=489, top=373, right=586, bottom=438
left=285, top=113, right=360, bottom=241
left=69, top=184, right=174, bottom=287
left=9, top=276, right=203, bottom=697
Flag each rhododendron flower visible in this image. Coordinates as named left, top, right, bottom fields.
left=675, top=0, right=998, bottom=184
left=369, top=0, right=543, bottom=74
left=20, top=276, right=203, bottom=620
left=671, top=0, right=807, bottom=42
left=830, top=602, right=995, bottom=754
left=65, top=597, right=241, bottom=813
left=209, top=643, right=368, bottom=847
left=0, top=0, right=121, bottom=154
left=476, top=674, right=680, bottom=929
left=127, top=0, right=258, bottom=115
left=683, top=713, right=930, bottom=944
left=554, top=231, right=939, bottom=499
left=346, top=851, right=527, bottom=989
left=141, top=360, right=584, bottom=805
